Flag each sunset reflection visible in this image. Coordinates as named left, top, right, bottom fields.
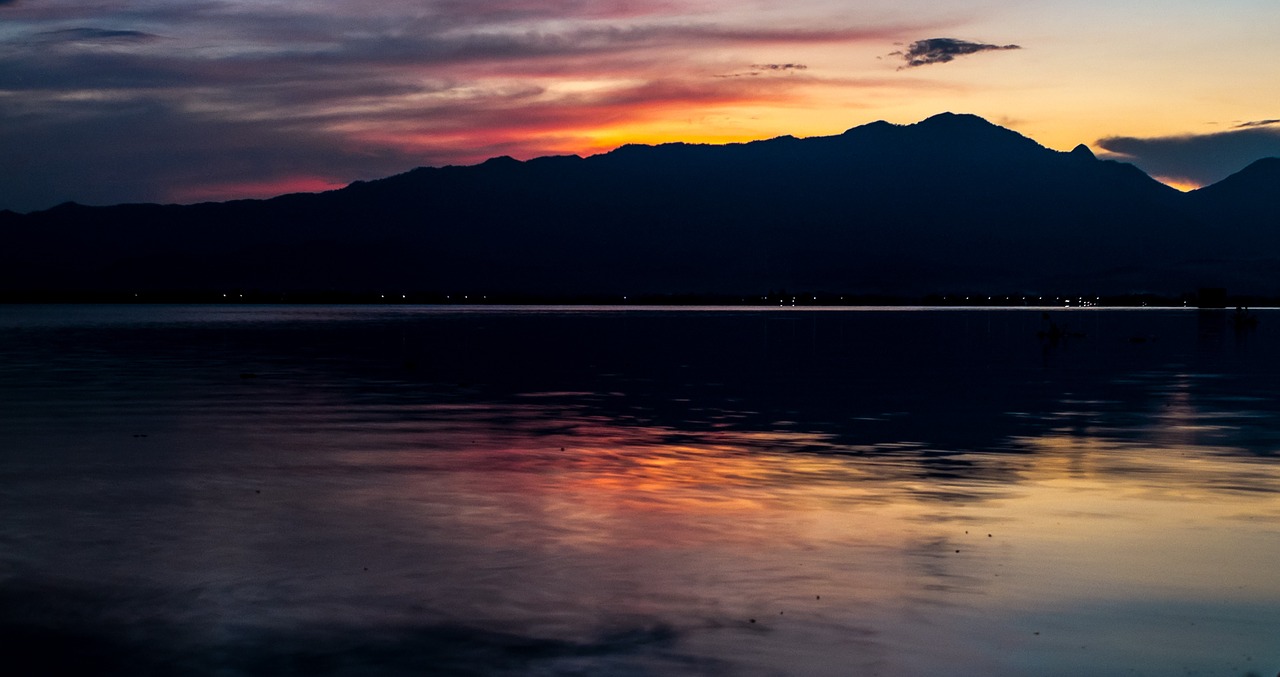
left=310, top=388, right=1280, bottom=675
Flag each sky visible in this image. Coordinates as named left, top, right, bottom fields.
left=2, top=0, right=1279, bottom=212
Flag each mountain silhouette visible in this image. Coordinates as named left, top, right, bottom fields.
left=3, top=113, right=1277, bottom=299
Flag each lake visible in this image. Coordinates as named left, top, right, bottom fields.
left=1, top=305, right=1277, bottom=676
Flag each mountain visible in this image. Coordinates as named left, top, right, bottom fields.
left=1190, top=157, right=1280, bottom=219
left=3, top=113, right=1278, bottom=299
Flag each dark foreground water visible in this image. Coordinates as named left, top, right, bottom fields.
left=1, top=305, right=1278, bottom=676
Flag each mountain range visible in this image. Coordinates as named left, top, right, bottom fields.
left=3, top=112, right=1278, bottom=300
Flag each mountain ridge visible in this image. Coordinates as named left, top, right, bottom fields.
left=3, top=114, right=1278, bottom=298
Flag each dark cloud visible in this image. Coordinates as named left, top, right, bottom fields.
left=0, top=19, right=915, bottom=94
left=36, top=28, right=160, bottom=43
left=1096, top=127, right=1280, bottom=187
left=718, top=63, right=809, bottom=78
left=430, top=0, right=675, bottom=25
left=892, top=38, right=1020, bottom=68
left=0, top=98, right=428, bottom=211
left=751, top=63, right=807, bottom=71
left=1235, top=119, right=1280, bottom=129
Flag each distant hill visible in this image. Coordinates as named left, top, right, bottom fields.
left=3, top=113, right=1278, bottom=299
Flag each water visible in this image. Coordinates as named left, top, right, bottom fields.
left=1, top=305, right=1277, bottom=676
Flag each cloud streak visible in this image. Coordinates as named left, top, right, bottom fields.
left=892, top=38, right=1020, bottom=68
left=752, top=63, right=807, bottom=71
left=1097, top=126, right=1280, bottom=188
left=35, top=27, right=161, bottom=43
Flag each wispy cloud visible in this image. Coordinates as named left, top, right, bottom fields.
left=1097, top=126, right=1280, bottom=188
left=716, top=63, right=809, bottom=78
left=1234, top=119, right=1280, bottom=129
left=891, top=37, right=1020, bottom=69
left=35, top=27, right=161, bottom=44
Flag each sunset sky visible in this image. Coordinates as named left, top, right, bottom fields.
left=3, top=0, right=1279, bottom=212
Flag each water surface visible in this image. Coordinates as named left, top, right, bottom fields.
left=1, top=305, right=1277, bottom=676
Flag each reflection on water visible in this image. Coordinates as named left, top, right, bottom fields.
left=1, top=305, right=1278, bottom=676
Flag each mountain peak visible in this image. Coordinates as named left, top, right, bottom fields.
left=840, top=114, right=1017, bottom=143
left=1241, top=156, right=1280, bottom=174
left=917, top=112, right=997, bottom=129
left=843, top=119, right=896, bottom=135
left=1070, top=144, right=1095, bottom=159
left=1195, top=156, right=1280, bottom=196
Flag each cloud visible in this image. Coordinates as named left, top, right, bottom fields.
left=429, top=0, right=679, bottom=24
left=36, top=28, right=161, bottom=44
left=752, top=63, right=807, bottom=71
left=0, top=9, right=927, bottom=93
left=1235, top=119, right=1280, bottom=129
left=344, top=74, right=816, bottom=156
left=0, top=98, right=429, bottom=211
left=1096, top=126, right=1280, bottom=188
left=892, top=38, right=1020, bottom=69
left=717, top=63, right=809, bottom=78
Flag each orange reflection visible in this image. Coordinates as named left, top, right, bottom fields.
left=344, top=399, right=1280, bottom=614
